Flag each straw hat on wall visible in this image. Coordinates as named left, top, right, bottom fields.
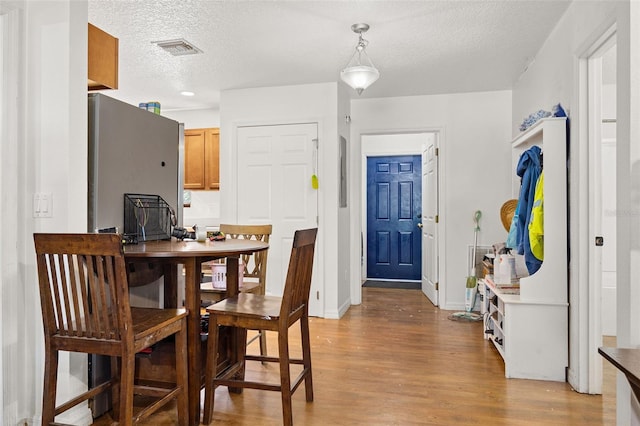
left=500, top=199, right=518, bottom=232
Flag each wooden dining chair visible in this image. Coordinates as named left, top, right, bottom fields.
left=202, top=228, right=317, bottom=426
left=220, top=224, right=271, bottom=353
left=33, top=233, right=189, bottom=426
left=201, top=224, right=272, bottom=356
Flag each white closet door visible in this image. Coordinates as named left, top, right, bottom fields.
left=237, top=123, right=320, bottom=315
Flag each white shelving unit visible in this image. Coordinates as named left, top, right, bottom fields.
left=481, top=117, right=568, bottom=382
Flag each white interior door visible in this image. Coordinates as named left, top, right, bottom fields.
left=236, top=123, right=320, bottom=315
left=422, top=133, right=439, bottom=305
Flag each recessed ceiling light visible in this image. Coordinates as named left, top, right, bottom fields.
left=181, top=91, right=195, bottom=97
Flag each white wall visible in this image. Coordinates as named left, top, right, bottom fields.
left=2, top=1, right=90, bottom=424
left=162, top=108, right=222, bottom=227
left=349, top=91, right=512, bottom=310
left=220, top=82, right=350, bottom=319
left=511, top=0, right=640, bottom=421
left=162, top=107, right=220, bottom=129
left=0, top=11, right=5, bottom=423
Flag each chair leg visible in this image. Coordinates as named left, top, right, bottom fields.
left=259, top=329, right=268, bottom=358
left=119, top=352, right=135, bottom=426
left=300, top=314, right=314, bottom=402
left=174, top=321, right=189, bottom=426
left=41, top=347, right=58, bottom=426
left=258, top=282, right=267, bottom=361
left=278, top=328, right=293, bottom=426
left=234, top=327, right=248, bottom=385
left=110, top=356, right=121, bottom=422
left=203, top=315, right=220, bottom=424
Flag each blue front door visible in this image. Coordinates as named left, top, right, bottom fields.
left=367, top=155, right=422, bottom=280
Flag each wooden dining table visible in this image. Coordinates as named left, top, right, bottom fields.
left=124, top=237, right=269, bottom=426
left=599, top=346, right=640, bottom=401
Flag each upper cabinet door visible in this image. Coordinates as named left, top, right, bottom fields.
left=184, top=128, right=220, bottom=190
left=184, top=129, right=206, bottom=189
left=205, top=128, right=220, bottom=190
left=88, top=23, right=119, bottom=90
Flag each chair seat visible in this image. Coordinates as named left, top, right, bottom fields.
left=200, top=280, right=261, bottom=293
left=50, top=308, right=187, bottom=355
left=207, top=293, right=282, bottom=320
left=131, top=307, right=188, bottom=339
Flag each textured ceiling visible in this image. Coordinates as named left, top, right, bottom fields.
left=88, top=0, right=571, bottom=111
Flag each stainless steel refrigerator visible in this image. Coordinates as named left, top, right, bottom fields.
left=87, top=92, right=184, bottom=416
left=88, top=92, right=183, bottom=233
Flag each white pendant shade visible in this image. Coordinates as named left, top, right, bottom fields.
left=340, top=65, right=380, bottom=95
left=340, top=23, right=380, bottom=95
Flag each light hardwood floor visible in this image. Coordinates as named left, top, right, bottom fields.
left=93, top=287, right=616, bottom=425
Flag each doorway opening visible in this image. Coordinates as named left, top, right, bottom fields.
left=360, top=132, right=440, bottom=304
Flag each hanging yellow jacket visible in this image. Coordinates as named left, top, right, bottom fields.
left=529, top=171, right=544, bottom=261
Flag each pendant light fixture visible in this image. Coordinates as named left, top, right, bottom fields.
left=340, top=23, right=380, bottom=95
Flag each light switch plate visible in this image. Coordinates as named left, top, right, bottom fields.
left=33, top=192, right=53, bottom=218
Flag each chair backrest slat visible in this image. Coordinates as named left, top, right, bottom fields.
left=34, top=233, right=132, bottom=343
left=103, top=254, right=119, bottom=339
left=58, top=254, right=74, bottom=335
left=77, top=254, right=94, bottom=336
left=47, top=254, right=67, bottom=335
left=89, top=254, right=114, bottom=339
left=67, top=255, right=84, bottom=336
left=280, top=228, right=317, bottom=319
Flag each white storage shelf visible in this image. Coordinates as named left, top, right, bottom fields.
left=481, top=117, right=569, bottom=382
left=481, top=278, right=568, bottom=381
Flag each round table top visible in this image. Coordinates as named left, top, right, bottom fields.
left=124, top=238, right=268, bottom=259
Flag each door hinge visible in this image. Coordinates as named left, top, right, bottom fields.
left=316, top=290, right=320, bottom=300
left=435, top=282, right=439, bottom=291
left=316, top=215, right=319, bottom=225
left=435, top=215, right=439, bottom=224
left=313, top=138, right=319, bottom=148
left=435, top=147, right=439, bottom=156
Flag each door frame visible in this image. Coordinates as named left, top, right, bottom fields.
left=574, top=24, right=616, bottom=395
left=586, top=28, right=617, bottom=395
left=359, top=130, right=444, bottom=301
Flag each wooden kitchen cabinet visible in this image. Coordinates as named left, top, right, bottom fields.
left=88, top=23, right=118, bottom=90
left=184, top=128, right=220, bottom=190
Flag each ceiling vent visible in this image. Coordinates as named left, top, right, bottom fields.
left=153, top=39, right=203, bottom=56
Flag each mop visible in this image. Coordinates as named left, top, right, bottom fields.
left=449, top=210, right=483, bottom=322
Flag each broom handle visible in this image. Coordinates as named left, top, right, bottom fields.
left=471, top=210, right=481, bottom=276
